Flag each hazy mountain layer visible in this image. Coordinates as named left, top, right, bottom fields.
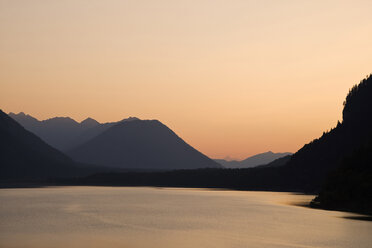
left=8, top=112, right=137, bottom=151
left=215, top=151, right=292, bottom=168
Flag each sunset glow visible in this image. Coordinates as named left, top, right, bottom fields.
left=1, top=0, right=371, bottom=159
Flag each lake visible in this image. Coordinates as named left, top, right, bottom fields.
left=0, top=187, right=371, bottom=248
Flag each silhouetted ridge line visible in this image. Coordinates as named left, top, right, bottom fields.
left=310, top=74, right=372, bottom=214
left=215, top=151, right=292, bottom=168
left=8, top=112, right=139, bottom=151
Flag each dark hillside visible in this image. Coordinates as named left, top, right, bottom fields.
left=281, top=74, right=372, bottom=191
left=310, top=74, right=372, bottom=213
left=311, top=139, right=372, bottom=214
left=0, top=110, right=78, bottom=180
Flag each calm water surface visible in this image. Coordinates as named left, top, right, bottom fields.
left=0, top=187, right=371, bottom=248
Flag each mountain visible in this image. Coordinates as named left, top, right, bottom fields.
left=9, top=112, right=219, bottom=170
left=80, top=117, right=100, bottom=128
left=8, top=112, right=134, bottom=151
left=0, top=110, right=79, bottom=181
left=68, top=119, right=221, bottom=170
left=280, top=74, right=372, bottom=191
left=310, top=74, right=372, bottom=213
left=215, top=151, right=292, bottom=168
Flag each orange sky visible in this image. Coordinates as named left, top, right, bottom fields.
left=1, top=0, right=372, bottom=160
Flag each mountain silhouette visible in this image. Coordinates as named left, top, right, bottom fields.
left=9, top=112, right=91, bottom=151
left=310, top=74, right=372, bottom=213
left=68, top=119, right=221, bottom=170
left=280, top=74, right=372, bottom=191
left=80, top=117, right=100, bottom=128
left=8, top=113, right=137, bottom=151
left=215, top=151, right=292, bottom=168
left=0, top=110, right=79, bottom=180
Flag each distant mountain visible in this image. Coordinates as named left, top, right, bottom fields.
left=68, top=119, right=221, bottom=170
left=80, top=117, right=100, bottom=128
left=8, top=112, right=137, bottom=151
left=215, top=151, right=292, bottom=168
left=0, top=110, right=79, bottom=180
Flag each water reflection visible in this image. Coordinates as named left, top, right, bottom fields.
left=0, top=187, right=371, bottom=248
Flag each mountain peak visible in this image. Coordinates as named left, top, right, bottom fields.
left=43, top=116, right=78, bottom=126
left=80, top=117, right=99, bottom=127
left=216, top=151, right=293, bottom=168
left=9, top=111, right=39, bottom=122
left=11, top=111, right=25, bottom=116
left=120, top=117, right=140, bottom=122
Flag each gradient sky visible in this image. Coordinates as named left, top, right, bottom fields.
left=1, top=0, right=372, bottom=160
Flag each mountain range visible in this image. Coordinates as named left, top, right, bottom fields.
left=8, top=113, right=292, bottom=170
left=8, top=112, right=221, bottom=171
left=215, top=151, right=292, bottom=168
left=8, top=112, right=138, bottom=151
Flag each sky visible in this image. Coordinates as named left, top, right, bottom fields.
left=1, top=0, right=372, bottom=160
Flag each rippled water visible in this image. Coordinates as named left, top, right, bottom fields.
left=0, top=187, right=371, bottom=248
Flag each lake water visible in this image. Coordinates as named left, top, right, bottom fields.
left=0, top=187, right=371, bottom=248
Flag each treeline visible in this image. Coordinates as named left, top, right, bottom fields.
left=311, top=74, right=372, bottom=214
left=311, top=138, right=372, bottom=215
left=54, top=165, right=317, bottom=193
